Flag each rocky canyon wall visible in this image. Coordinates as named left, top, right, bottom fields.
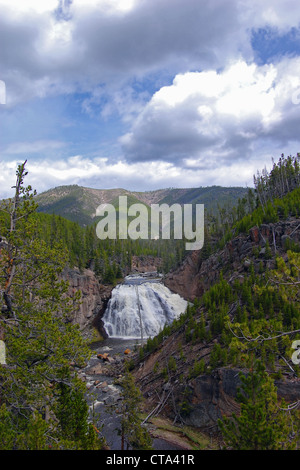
left=131, top=255, right=162, bottom=273
left=164, top=217, right=300, bottom=301
left=62, top=268, right=113, bottom=341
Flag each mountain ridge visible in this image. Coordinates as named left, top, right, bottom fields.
left=35, top=184, right=248, bottom=226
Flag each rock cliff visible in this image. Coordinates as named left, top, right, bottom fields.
left=164, top=217, right=300, bottom=301
left=62, top=268, right=113, bottom=341
left=134, top=323, right=299, bottom=433
left=184, top=367, right=299, bottom=429
left=131, top=255, right=162, bottom=273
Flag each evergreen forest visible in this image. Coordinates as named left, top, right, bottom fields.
left=0, top=154, right=299, bottom=450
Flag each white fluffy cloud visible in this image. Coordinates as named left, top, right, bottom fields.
left=241, top=0, right=300, bottom=31
left=0, top=152, right=271, bottom=200
left=1, top=0, right=300, bottom=194
left=0, top=0, right=250, bottom=106
left=121, top=58, right=300, bottom=167
left=1, top=0, right=300, bottom=107
left=0, top=0, right=58, bottom=13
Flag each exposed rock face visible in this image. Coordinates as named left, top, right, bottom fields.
left=134, top=332, right=300, bottom=431
left=163, top=250, right=200, bottom=300
left=184, top=368, right=299, bottom=429
left=62, top=268, right=113, bottom=340
left=164, top=217, right=300, bottom=301
left=131, top=255, right=162, bottom=273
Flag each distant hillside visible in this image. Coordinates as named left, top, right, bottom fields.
left=35, top=185, right=133, bottom=226
left=35, top=184, right=248, bottom=226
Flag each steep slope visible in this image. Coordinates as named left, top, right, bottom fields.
left=62, top=267, right=113, bottom=341
left=130, top=214, right=300, bottom=440
left=164, top=217, right=300, bottom=301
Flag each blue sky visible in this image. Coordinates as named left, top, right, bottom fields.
left=1, top=0, right=300, bottom=197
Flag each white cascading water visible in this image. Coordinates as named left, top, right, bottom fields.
left=102, top=276, right=187, bottom=339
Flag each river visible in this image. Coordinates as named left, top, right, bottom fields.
left=81, top=273, right=188, bottom=450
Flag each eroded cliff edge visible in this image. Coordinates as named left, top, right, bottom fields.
left=164, top=217, right=300, bottom=301
left=62, top=267, right=113, bottom=341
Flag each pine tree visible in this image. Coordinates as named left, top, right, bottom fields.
left=119, top=371, right=153, bottom=450
left=0, top=162, right=104, bottom=449
left=218, top=360, right=297, bottom=450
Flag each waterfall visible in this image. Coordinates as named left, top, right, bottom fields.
left=102, top=276, right=187, bottom=339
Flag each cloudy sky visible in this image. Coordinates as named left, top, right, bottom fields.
left=1, top=0, right=300, bottom=197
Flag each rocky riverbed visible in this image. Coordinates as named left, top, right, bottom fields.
left=79, top=338, right=188, bottom=450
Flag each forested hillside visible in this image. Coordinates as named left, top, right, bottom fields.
left=0, top=163, right=105, bottom=449
left=132, top=154, right=300, bottom=450
left=0, top=155, right=299, bottom=450
left=35, top=183, right=247, bottom=227
left=1, top=198, right=185, bottom=285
